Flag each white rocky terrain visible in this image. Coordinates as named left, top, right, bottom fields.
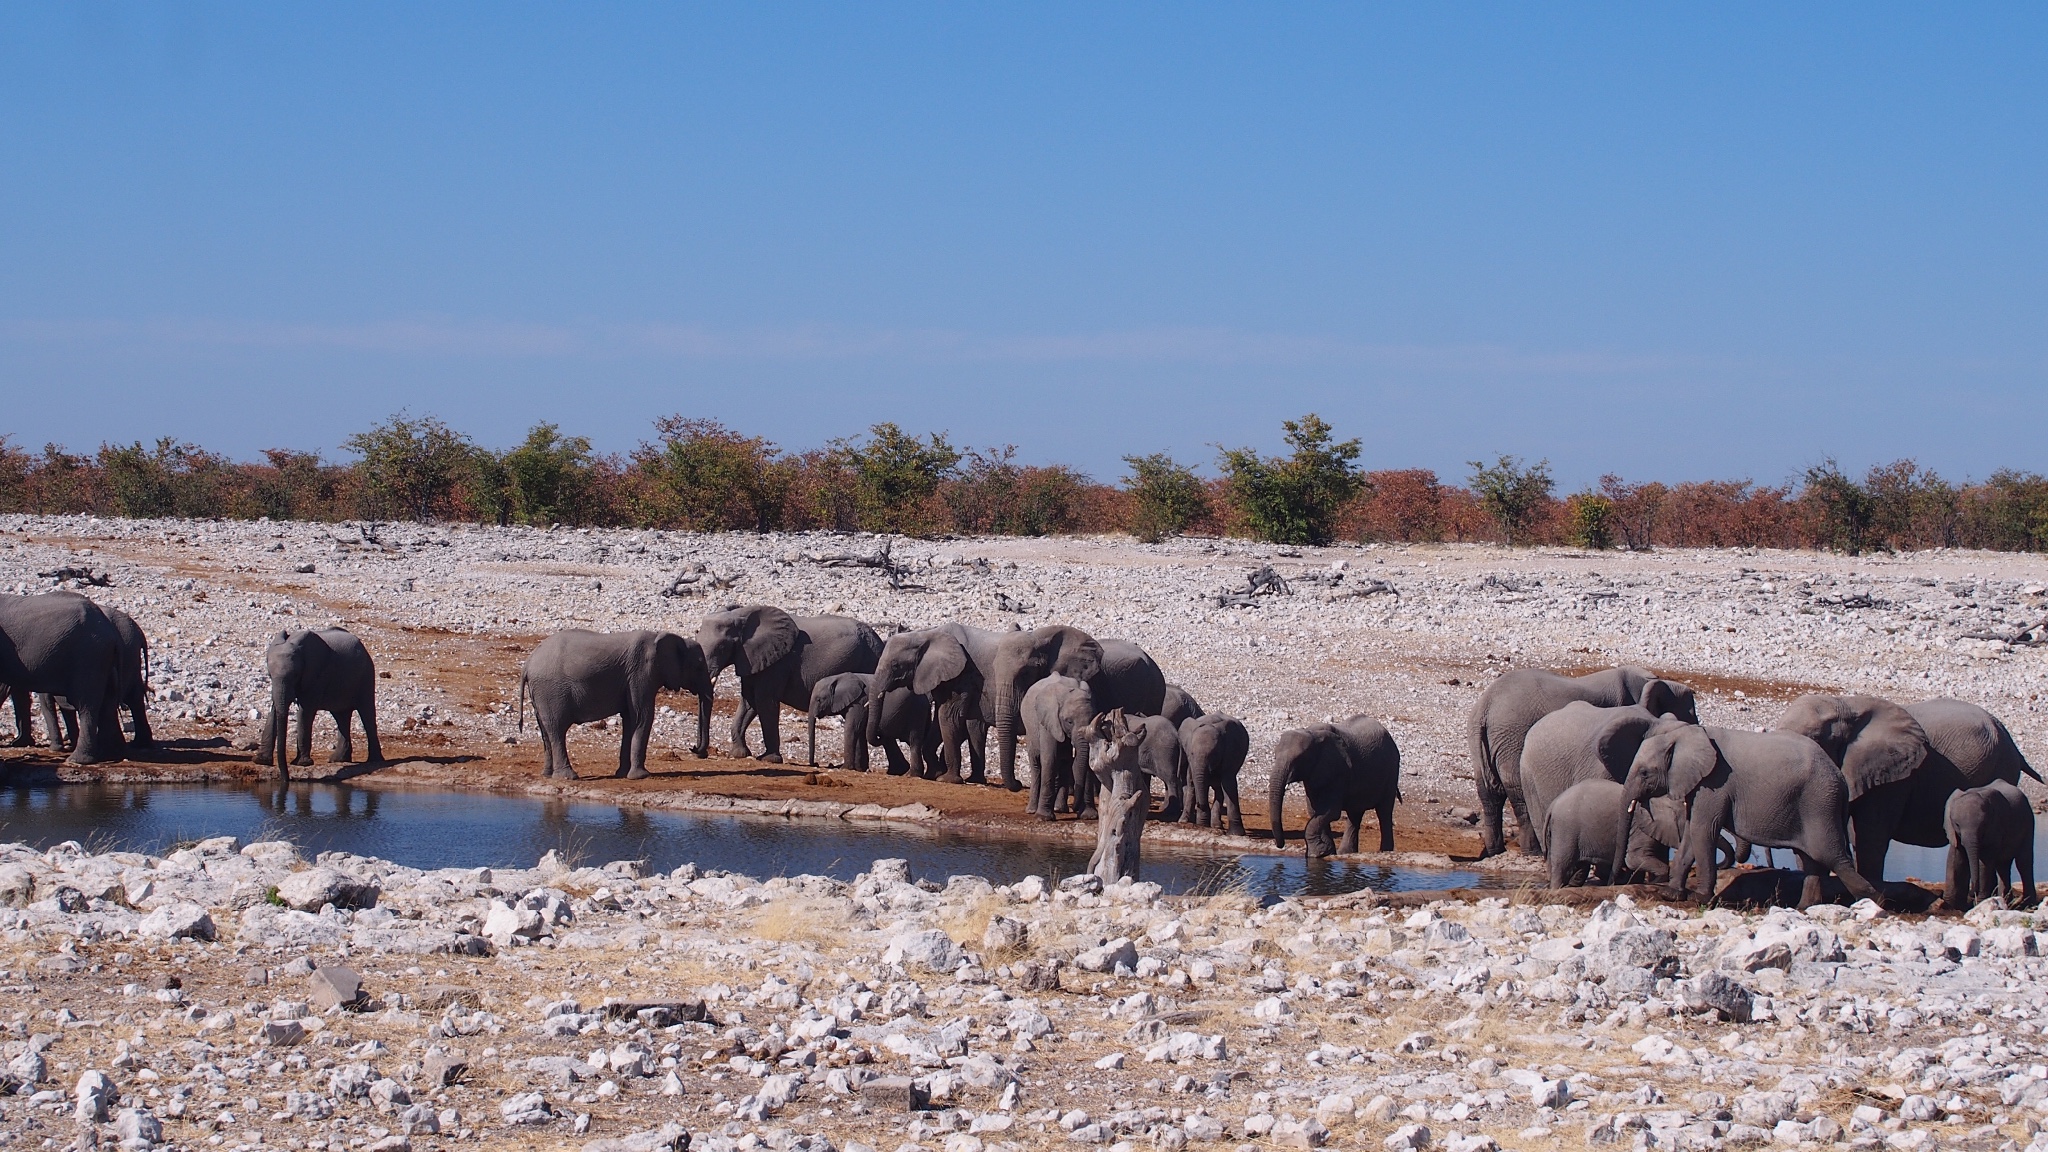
left=3, top=514, right=2046, bottom=812
left=8, top=837, right=2048, bottom=1152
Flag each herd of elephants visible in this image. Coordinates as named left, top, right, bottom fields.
left=0, top=589, right=2041, bottom=911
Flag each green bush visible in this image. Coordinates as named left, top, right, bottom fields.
left=501, top=422, right=597, bottom=526
left=630, top=416, right=788, bottom=531
left=1216, top=414, right=1362, bottom=546
left=1467, top=454, right=1554, bottom=545
left=1565, top=492, right=1615, bottom=550
left=1122, top=453, right=1211, bottom=542
left=828, top=423, right=961, bottom=535
left=1799, top=459, right=1873, bottom=554
left=342, top=412, right=482, bottom=522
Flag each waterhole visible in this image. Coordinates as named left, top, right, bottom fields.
left=0, top=783, right=1491, bottom=905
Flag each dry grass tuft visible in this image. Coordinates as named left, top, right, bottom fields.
left=747, top=898, right=855, bottom=950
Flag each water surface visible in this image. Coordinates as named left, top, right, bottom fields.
left=0, top=783, right=1490, bottom=905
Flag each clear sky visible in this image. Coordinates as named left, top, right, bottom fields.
left=2, top=5, right=2043, bottom=489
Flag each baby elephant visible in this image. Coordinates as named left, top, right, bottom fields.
left=808, top=672, right=934, bottom=776
left=1944, top=779, right=2036, bottom=910
left=256, top=627, right=382, bottom=780
left=1543, top=778, right=1712, bottom=889
left=1180, top=713, right=1249, bottom=835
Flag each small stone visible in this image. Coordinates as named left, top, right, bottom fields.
left=1095, top=1053, right=1125, bottom=1070
left=501, top=1091, right=555, bottom=1124
left=137, top=903, right=215, bottom=941
left=275, top=867, right=379, bottom=912
left=75, top=1069, right=113, bottom=1123
left=884, top=928, right=962, bottom=973
left=421, top=1050, right=469, bottom=1087
left=114, top=1107, right=162, bottom=1149
left=259, top=1019, right=306, bottom=1046
left=1384, top=1124, right=1432, bottom=1152
left=1076, top=938, right=1140, bottom=974
left=1532, top=1079, right=1571, bottom=1109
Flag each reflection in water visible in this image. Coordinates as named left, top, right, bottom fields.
left=0, top=782, right=1494, bottom=905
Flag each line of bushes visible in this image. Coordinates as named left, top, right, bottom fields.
left=2, top=412, right=2045, bottom=555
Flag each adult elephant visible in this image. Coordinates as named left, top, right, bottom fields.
left=807, top=672, right=933, bottom=776
left=1468, top=666, right=1698, bottom=858
left=1773, top=694, right=2042, bottom=886
left=1519, top=702, right=1681, bottom=853
left=699, top=606, right=882, bottom=764
left=257, top=627, right=384, bottom=780
left=0, top=592, right=125, bottom=765
left=1615, top=718, right=1879, bottom=908
left=518, top=629, right=711, bottom=780
left=1180, top=712, right=1249, bottom=835
left=30, top=605, right=153, bottom=753
left=1270, top=714, right=1401, bottom=858
left=870, top=623, right=1104, bottom=791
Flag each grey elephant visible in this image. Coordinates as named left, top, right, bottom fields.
left=1161, top=683, right=1204, bottom=727
left=1127, top=713, right=1187, bottom=823
left=698, top=606, right=882, bottom=764
left=864, top=624, right=994, bottom=784
left=518, top=629, right=712, bottom=780
left=1270, top=714, right=1401, bottom=858
left=1543, top=777, right=1725, bottom=889
left=27, top=605, right=153, bottom=753
left=1468, top=665, right=1698, bottom=857
left=257, top=628, right=383, bottom=779
left=1943, top=779, right=2035, bottom=910
left=1773, top=694, right=2042, bottom=886
left=0, top=592, right=126, bottom=764
left=1180, top=712, right=1249, bottom=835
left=808, top=672, right=934, bottom=776
left=1616, top=718, right=1879, bottom=908
left=1520, top=702, right=1684, bottom=854
left=1022, top=673, right=1098, bottom=819
left=870, top=623, right=1103, bottom=791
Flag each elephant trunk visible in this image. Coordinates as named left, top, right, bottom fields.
left=267, top=682, right=293, bottom=775
left=1270, top=758, right=1292, bottom=848
left=1612, top=779, right=1646, bottom=883
left=990, top=684, right=1019, bottom=787
left=866, top=686, right=886, bottom=747
left=1156, top=771, right=1183, bottom=824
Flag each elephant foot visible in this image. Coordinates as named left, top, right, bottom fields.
left=4, top=737, right=28, bottom=748
left=1659, top=885, right=1692, bottom=903
left=757, top=752, right=783, bottom=765
left=1004, top=778, right=1024, bottom=793
left=625, top=768, right=650, bottom=781
left=1476, top=844, right=1505, bottom=861
left=1036, top=810, right=1059, bottom=823
left=937, top=772, right=964, bottom=785
left=690, top=746, right=708, bottom=759
left=1228, top=823, right=1247, bottom=838
left=1078, top=806, right=1099, bottom=820
left=291, top=757, right=315, bottom=768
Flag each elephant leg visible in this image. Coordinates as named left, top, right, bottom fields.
left=125, top=682, right=153, bottom=749
left=549, top=720, right=578, bottom=780
left=880, top=738, right=912, bottom=776
left=934, top=702, right=965, bottom=781
left=1508, top=789, right=1542, bottom=856
left=330, top=710, right=353, bottom=763
left=625, top=705, right=654, bottom=781
left=1791, top=849, right=1825, bottom=911
left=1375, top=799, right=1396, bottom=853
left=5, top=689, right=31, bottom=747
left=967, top=719, right=993, bottom=788
left=806, top=708, right=817, bottom=768
left=1850, top=795, right=1905, bottom=887
left=358, top=700, right=383, bottom=763
left=1946, top=842, right=1971, bottom=910
left=292, top=703, right=316, bottom=768
left=741, top=696, right=765, bottom=758
left=1476, top=774, right=1508, bottom=859
left=2020, top=828, right=2037, bottom=907
left=37, top=695, right=65, bottom=751
left=1223, top=778, right=1245, bottom=837
left=1303, top=808, right=1336, bottom=859
left=751, top=684, right=784, bottom=763
left=1337, top=807, right=1362, bottom=855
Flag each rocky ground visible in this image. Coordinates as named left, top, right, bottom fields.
left=2, top=514, right=2046, bottom=830
left=3, top=837, right=2048, bottom=1152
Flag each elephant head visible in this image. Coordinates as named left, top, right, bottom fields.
left=655, top=632, right=716, bottom=756
left=811, top=672, right=871, bottom=720
left=1269, top=724, right=1332, bottom=852
left=1636, top=677, right=1700, bottom=724
left=868, top=629, right=973, bottom=747
left=259, top=630, right=317, bottom=769
left=989, top=625, right=1103, bottom=788
left=1612, top=718, right=1722, bottom=880
left=697, top=605, right=799, bottom=684
left=1773, top=694, right=1926, bottom=802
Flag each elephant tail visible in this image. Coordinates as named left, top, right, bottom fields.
left=517, top=668, right=528, bottom=734
left=1468, top=709, right=1499, bottom=793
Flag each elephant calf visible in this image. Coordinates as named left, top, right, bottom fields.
left=1180, top=713, right=1249, bottom=836
left=1543, top=778, right=1712, bottom=890
left=807, top=672, right=934, bottom=776
left=1944, top=779, right=2036, bottom=910
left=257, top=627, right=382, bottom=780
left=1270, top=714, right=1401, bottom=858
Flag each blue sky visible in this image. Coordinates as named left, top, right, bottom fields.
left=2, top=5, right=2043, bottom=488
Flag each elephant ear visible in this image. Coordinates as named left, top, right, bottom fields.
left=912, top=631, right=969, bottom=695
left=1050, top=628, right=1104, bottom=681
left=1592, top=708, right=1657, bottom=780
left=1841, top=701, right=1928, bottom=801
left=1667, top=726, right=1721, bottom=802
left=740, top=606, right=799, bottom=674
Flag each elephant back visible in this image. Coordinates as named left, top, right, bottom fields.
left=1907, top=699, right=2026, bottom=789
left=1522, top=702, right=1660, bottom=840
